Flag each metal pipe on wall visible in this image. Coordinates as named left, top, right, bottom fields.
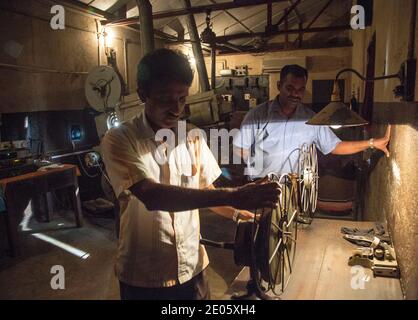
left=211, top=46, right=216, bottom=90
left=181, top=0, right=210, bottom=92
left=95, top=19, right=102, bottom=66
left=124, top=39, right=129, bottom=91
left=136, top=0, right=155, bottom=56
left=218, top=42, right=242, bottom=52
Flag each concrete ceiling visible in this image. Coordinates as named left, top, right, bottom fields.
left=73, top=0, right=352, bottom=52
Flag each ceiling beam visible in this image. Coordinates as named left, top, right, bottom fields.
left=191, top=25, right=352, bottom=43
left=209, top=0, right=253, bottom=35
left=264, top=0, right=301, bottom=40
left=274, top=0, right=301, bottom=27
left=167, top=24, right=351, bottom=45
left=217, top=42, right=243, bottom=53
left=217, top=40, right=352, bottom=55
left=293, top=0, right=333, bottom=45
left=103, top=0, right=288, bottom=26
left=107, top=0, right=133, bottom=14
left=266, top=2, right=273, bottom=30
left=121, top=19, right=180, bottom=43
left=288, top=0, right=303, bottom=23
left=284, top=8, right=289, bottom=47
left=240, top=2, right=285, bottom=46
left=61, top=0, right=177, bottom=43
left=56, top=0, right=114, bottom=19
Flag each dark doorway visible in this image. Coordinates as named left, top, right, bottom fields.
left=312, top=79, right=345, bottom=113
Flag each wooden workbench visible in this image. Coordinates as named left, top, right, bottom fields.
left=0, top=164, right=82, bottom=256
left=224, top=219, right=404, bottom=300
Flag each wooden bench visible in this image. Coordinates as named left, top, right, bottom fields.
left=0, top=164, right=82, bottom=256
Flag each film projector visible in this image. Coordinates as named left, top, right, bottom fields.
left=201, top=143, right=319, bottom=299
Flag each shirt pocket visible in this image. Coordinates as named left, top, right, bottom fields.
left=170, top=145, right=199, bottom=188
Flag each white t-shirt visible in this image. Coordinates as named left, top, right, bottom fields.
left=101, top=111, right=222, bottom=287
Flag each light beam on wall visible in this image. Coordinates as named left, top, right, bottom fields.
left=391, top=159, right=401, bottom=186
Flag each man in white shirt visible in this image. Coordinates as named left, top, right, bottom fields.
left=233, top=64, right=391, bottom=179
left=101, top=49, right=280, bottom=300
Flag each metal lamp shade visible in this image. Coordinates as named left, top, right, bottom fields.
left=306, top=101, right=369, bottom=127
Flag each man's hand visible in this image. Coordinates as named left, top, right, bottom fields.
left=237, top=210, right=261, bottom=222
left=373, top=124, right=391, bottom=157
left=331, top=124, right=392, bottom=156
left=231, top=181, right=280, bottom=210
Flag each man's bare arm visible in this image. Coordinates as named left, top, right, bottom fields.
left=331, top=125, right=391, bottom=157
left=129, top=178, right=280, bottom=212
left=205, top=184, right=255, bottom=221
left=331, top=140, right=371, bottom=155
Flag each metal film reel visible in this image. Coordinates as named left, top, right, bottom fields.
left=233, top=173, right=298, bottom=298
left=298, top=143, right=319, bottom=222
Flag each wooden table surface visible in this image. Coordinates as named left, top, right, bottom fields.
left=1, top=164, right=82, bottom=256
left=0, top=164, right=80, bottom=191
left=224, top=219, right=404, bottom=300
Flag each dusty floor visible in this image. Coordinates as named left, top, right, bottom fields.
left=0, top=207, right=240, bottom=300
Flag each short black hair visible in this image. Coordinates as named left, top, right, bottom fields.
left=280, top=64, right=308, bottom=82
left=137, top=48, right=194, bottom=99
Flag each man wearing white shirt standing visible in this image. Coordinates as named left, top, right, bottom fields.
left=101, top=48, right=280, bottom=300
left=233, top=64, right=391, bottom=180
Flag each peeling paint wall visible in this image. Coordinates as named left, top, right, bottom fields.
left=352, top=0, right=418, bottom=299
left=363, top=103, right=418, bottom=300
left=0, top=0, right=158, bottom=113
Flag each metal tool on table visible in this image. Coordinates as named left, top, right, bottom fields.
left=348, top=247, right=374, bottom=268
left=346, top=235, right=399, bottom=278
left=0, top=140, right=36, bottom=179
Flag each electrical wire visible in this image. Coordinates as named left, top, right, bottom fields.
left=98, top=163, right=112, bottom=186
